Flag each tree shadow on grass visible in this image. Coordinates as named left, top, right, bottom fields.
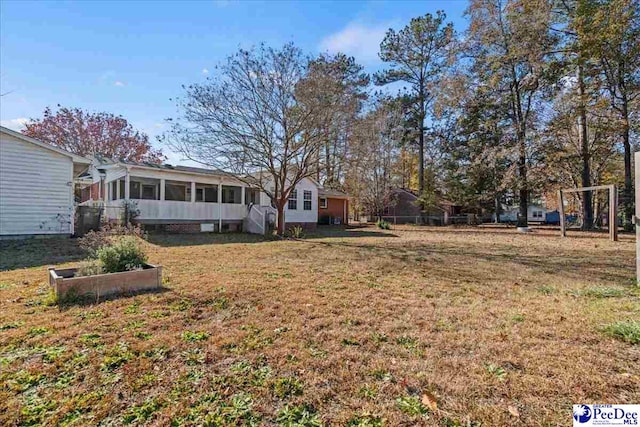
left=304, top=238, right=633, bottom=285
left=397, top=225, right=636, bottom=243
left=0, top=238, right=85, bottom=271
left=146, top=232, right=272, bottom=247
left=305, top=226, right=398, bottom=239
left=146, top=227, right=397, bottom=247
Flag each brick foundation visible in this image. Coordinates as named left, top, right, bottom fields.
left=141, top=221, right=244, bottom=234
left=163, top=223, right=202, bottom=233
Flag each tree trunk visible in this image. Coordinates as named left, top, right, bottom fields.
left=418, top=128, right=424, bottom=195
left=622, top=102, right=633, bottom=231
left=577, top=64, right=593, bottom=230
left=276, top=201, right=286, bottom=236
left=418, top=81, right=425, bottom=196
left=494, top=193, right=501, bottom=224
left=518, top=137, right=528, bottom=227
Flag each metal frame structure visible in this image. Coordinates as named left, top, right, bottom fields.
left=635, top=152, right=639, bottom=285
left=557, top=184, right=618, bottom=242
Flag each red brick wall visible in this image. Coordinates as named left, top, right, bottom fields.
left=80, top=182, right=101, bottom=203
left=318, top=197, right=348, bottom=225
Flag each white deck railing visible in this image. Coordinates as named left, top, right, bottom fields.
left=135, top=200, right=246, bottom=221
left=97, top=200, right=248, bottom=222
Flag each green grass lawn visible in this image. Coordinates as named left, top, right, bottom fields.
left=0, top=225, right=638, bottom=426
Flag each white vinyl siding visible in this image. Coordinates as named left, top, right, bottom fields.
left=0, top=132, right=74, bottom=235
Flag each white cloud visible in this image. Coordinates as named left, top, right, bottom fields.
left=319, top=21, right=391, bottom=64
left=114, top=81, right=126, bottom=87
left=0, top=117, right=29, bottom=130
left=202, top=68, right=209, bottom=75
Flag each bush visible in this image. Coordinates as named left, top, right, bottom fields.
left=78, top=223, right=146, bottom=256
left=376, top=219, right=391, bottom=230
left=287, top=225, right=305, bottom=239
left=96, top=236, right=147, bottom=274
left=76, top=259, right=104, bottom=277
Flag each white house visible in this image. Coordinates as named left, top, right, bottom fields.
left=493, top=204, right=549, bottom=223
left=81, top=156, right=320, bottom=233
left=0, top=126, right=91, bottom=238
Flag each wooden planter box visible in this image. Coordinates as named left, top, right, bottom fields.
left=48, top=264, right=162, bottom=300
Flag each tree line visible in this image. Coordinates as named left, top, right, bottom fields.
left=22, top=0, right=639, bottom=234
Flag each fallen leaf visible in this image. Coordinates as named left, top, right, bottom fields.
left=421, top=391, right=438, bottom=411
left=508, top=405, right=520, bottom=418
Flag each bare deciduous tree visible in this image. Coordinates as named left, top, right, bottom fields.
left=165, top=43, right=329, bottom=235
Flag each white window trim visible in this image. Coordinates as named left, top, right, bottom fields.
left=303, top=190, right=312, bottom=211
left=320, top=197, right=328, bottom=209
left=288, top=189, right=298, bottom=210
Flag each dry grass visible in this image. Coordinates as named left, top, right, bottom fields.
left=1, top=225, right=638, bottom=426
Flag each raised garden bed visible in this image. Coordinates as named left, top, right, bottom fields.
left=48, top=264, right=162, bottom=300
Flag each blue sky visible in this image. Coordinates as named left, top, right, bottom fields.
left=0, top=0, right=469, bottom=165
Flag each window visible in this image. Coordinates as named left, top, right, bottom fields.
left=129, top=181, right=141, bottom=199
left=288, top=189, right=297, bottom=210
left=142, top=184, right=157, bottom=200
left=222, top=185, right=241, bottom=204
left=195, top=184, right=218, bottom=203
left=110, top=180, right=125, bottom=200
left=165, top=181, right=188, bottom=201
left=319, top=197, right=328, bottom=209
left=303, top=190, right=312, bottom=210
left=245, top=188, right=260, bottom=205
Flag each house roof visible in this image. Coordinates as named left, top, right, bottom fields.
left=1, top=126, right=91, bottom=164
left=318, top=188, right=349, bottom=199
left=93, top=154, right=229, bottom=178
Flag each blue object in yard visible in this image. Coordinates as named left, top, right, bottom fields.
left=545, top=211, right=560, bottom=225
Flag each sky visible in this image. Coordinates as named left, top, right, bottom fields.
left=0, top=0, right=469, bottom=165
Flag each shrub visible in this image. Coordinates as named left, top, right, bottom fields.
left=287, top=225, right=305, bottom=239
left=78, top=223, right=146, bottom=256
left=75, top=259, right=104, bottom=277
left=96, top=237, right=147, bottom=274
left=376, top=220, right=391, bottom=230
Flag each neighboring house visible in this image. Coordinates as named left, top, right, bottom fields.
left=318, top=188, right=349, bottom=225
left=80, top=156, right=322, bottom=233
left=493, top=204, right=548, bottom=223
left=0, top=126, right=90, bottom=238
left=378, top=188, right=456, bottom=225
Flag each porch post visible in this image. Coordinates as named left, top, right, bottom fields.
left=241, top=186, right=246, bottom=205
left=160, top=179, right=166, bottom=201
left=124, top=170, right=130, bottom=200
left=218, top=180, right=223, bottom=233
left=116, top=179, right=121, bottom=200
left=190, top=181, right=196, bottom=203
